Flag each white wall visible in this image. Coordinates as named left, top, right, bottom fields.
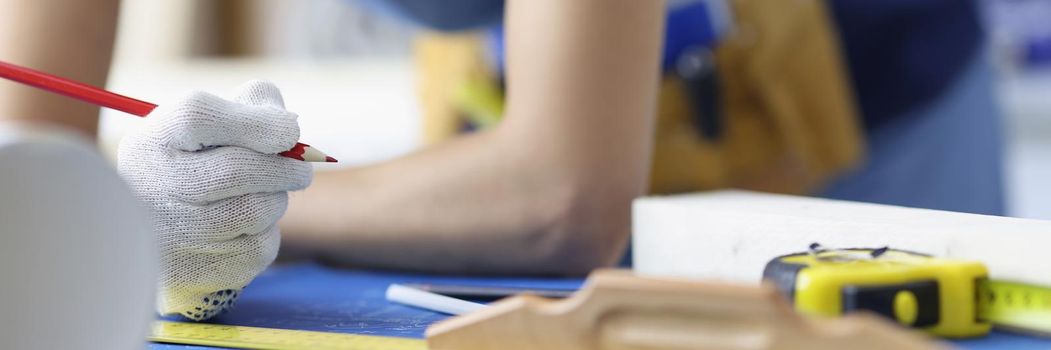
left=102, top=0, right=422, bottom=168
left=1001, top=71, right=1051, bottom=219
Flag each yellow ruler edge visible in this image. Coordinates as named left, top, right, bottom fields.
left=980, top=280, right=1051, bottom=337
left=150, top=321, right=427, bottom=350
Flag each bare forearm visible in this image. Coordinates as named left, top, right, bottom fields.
left=0, top=0, right=119, bottom=138
left=282, top=0, right=664, bottom=275
left=283, top=130, right=581, bottom=274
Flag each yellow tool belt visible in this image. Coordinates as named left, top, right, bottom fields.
left=414, top=0, right=863, bottom=195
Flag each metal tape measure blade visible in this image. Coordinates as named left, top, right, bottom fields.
left=150, top=321, right=427, bottom=350
left=980, top=280, right=1051, bottom=336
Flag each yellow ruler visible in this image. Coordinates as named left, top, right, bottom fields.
left=980, top=280, right=1051, bottom=336
left=150, top=321, right=427, bottom=350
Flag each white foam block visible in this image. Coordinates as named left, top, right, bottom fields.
left=632, top=190, right=1051, bottom=286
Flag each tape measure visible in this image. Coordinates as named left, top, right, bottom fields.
left=763, top=244, right=1051, bottom=338
left=150, top=321, right=427, bottom=350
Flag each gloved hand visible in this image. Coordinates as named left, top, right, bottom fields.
left=118, top=80, right=312, bottom=320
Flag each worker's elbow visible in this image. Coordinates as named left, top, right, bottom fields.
left=527, top=181, right=638, bottom=276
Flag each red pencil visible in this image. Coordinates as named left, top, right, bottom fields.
left=0, top=60, right=336, bottom=163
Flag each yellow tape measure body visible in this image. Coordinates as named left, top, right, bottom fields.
left=764, top=247, right=1051, bottom=338
left=150, top=321, right=427, bottom=350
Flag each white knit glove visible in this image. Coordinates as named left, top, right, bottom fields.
left=117, top=80, right=312, bottom=321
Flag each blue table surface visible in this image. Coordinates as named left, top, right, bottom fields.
left=150, top=262, right=1050, bottom=349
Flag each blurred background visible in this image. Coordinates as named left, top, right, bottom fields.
left=99, top=0, right=1051, bottom=219
left=101, top=0, right=422, bottom=168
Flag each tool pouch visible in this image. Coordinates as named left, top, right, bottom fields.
left=650, top=0, right=863, bottom=194
left=413, top=0, right=864, bottom=195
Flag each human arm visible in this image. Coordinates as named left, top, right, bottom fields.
left=280, top=0, right=666, bottom=275
left=0, top=0, right=119, bottom=138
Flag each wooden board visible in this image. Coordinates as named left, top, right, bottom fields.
left=633, top=190, right=1051, bottom=286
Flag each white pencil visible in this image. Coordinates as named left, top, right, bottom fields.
left=386, top=283, right=487, bottom=315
